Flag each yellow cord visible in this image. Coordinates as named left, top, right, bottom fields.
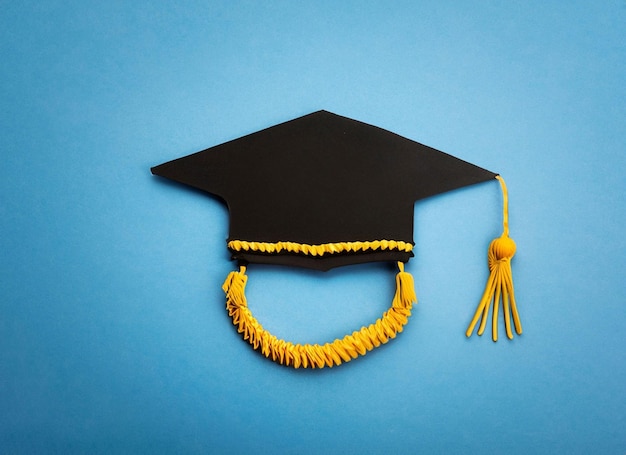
left=222, top=262, right=417, bottom=368
left=466, top=175, right=522, bottom=341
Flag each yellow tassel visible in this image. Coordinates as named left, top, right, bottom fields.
left=393, top=262, right=418, bottom=310
left=466, top=176, right=522, bottom=341
left=222, top=262, right=417, bottom=368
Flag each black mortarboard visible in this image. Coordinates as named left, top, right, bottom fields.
left=152, top=110, right=521, bottom=368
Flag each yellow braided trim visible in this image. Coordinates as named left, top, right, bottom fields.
left=227, top=239, right=413, bottom=257
left=222, top=264, right=417, bottom=368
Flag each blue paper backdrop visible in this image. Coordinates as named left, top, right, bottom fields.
left=2, top=1, right=625, bottom=453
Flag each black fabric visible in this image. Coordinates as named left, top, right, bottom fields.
left=152, top=110, right=497, bottom=271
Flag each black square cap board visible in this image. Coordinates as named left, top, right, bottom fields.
left=152, top=110, right=522, bottom=368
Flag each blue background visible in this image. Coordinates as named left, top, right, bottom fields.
left=2, top=1, right=625, bottom=453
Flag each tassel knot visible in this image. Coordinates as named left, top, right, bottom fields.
left=490, top=235, right=516, bottom=261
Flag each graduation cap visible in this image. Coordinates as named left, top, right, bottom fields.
left=152, top=110, right=521, bottom=368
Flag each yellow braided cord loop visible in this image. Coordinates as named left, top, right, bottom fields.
left=227, top=239, right=413, bottom=257
left=222, top=263, right=417, bottom=368
left=466, top=175, right=522, bottom=341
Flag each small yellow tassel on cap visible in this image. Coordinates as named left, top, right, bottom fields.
left=466, top=176, right=522, bottom=341
left=393, top=262, right=418, bottom=310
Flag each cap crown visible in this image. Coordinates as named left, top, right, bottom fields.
left=152, top=110, right=496, bottom=270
